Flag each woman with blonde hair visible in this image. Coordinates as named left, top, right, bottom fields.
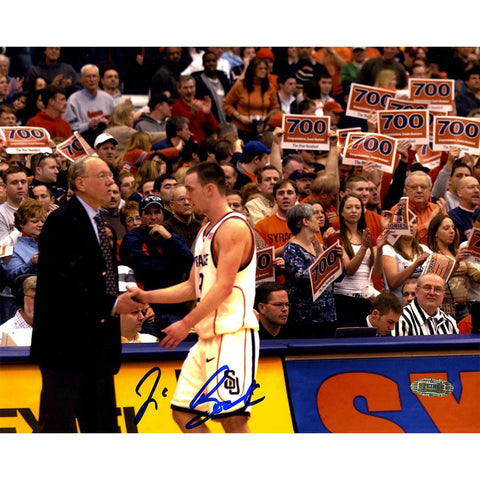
left=374, top=69, right=398, bottom=90
left=115, top=131, right=152, bottom=176
left=105, top=102, right=135, bottom=154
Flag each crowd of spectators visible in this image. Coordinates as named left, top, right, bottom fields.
left=1, top=46, right=479, bottom=345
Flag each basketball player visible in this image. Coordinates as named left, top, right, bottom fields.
left=130, top=161, right=259, bottom=433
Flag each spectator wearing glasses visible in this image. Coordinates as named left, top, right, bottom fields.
left=394, top=273, right=459, bottom=336
left=254, top=281, right=289, bottom=340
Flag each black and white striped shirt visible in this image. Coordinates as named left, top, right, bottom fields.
left=393, top=299, right=459, bottom=336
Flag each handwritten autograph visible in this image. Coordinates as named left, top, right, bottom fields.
left=186, top=365, right=265, bottom=429
left=134, top=367, right=168, bottom=425
left=134, top=365, right=265, bottom=429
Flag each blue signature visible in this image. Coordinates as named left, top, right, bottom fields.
left=134, top=367, right=168, bottom=425
left=186, top=365, right=265, bottom=430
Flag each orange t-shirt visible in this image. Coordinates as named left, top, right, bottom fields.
left=254, top=213, right=293, bottom=249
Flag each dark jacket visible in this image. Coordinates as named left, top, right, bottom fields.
left=31, top=195, right=121, bottom=372
left=193, top=70, right=231, bottom=123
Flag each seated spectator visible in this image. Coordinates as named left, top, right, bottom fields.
left=401, top=278, right=417, bottom=305
left=382, top=215, right=432, bottom=302
left=283, top=203, right=339, bottom=338
left=3, top=199, right=47, bottom=287
left=120, top=308, right=157, bottom=343
left=25, top=85, right=72, bottom=139
left=365, top=292, right=403, bottom=336
left=394, top=273, right=459, bottom=336
left=0, top=275, right=36, bottom=344
left=326, top=193, right=387, bottom=327
left=119, top=194, right=193, bottom=338
left=254, top=281, right=289, bottom=340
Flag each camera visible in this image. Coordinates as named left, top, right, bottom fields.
left=249, top=115, right=264, bottom=134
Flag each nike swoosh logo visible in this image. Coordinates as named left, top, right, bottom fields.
left=206, top=357, right=215, bottom=363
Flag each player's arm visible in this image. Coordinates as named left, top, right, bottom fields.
left=160, top=218, right=252, bottom=349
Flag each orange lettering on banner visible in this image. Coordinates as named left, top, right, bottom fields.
left=316, top=372, right=405, bottom=433
left=409, top=372, right=480, bottom=433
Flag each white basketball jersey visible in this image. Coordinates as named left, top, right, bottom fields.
left=193, top=211, right=258, bottom=339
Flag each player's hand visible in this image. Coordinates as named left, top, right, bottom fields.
left=159, top=319, right=191, bottom=350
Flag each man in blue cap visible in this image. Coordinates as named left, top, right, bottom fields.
left=233, top=140, right=271, bottom=190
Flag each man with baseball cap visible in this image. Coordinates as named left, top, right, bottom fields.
left=233, top=140, right=271, bottom=190
left=289, top=169, right=317, bottom=201
left=94, top=133, right=119, bottom=182
left=134, top=93, right=173, bottom=136
left=119, top=194, right=193, bottom=338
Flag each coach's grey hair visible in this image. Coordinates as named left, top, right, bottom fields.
left=67, top=155, right=92, bottom=191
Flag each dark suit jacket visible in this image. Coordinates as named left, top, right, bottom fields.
left=30, top=195, right=121, bottom=373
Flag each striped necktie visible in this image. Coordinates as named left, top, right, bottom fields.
left=427, top=316, right=437, bottom=334
left=94, top=213, right=118, bottom=297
